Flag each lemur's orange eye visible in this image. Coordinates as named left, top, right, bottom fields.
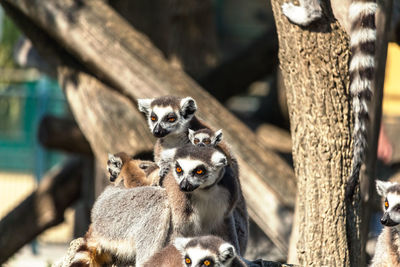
left=385, top=201, right=389, bottom=208
left=196, top=169, right=203, bottom=175
left=204, top=139, right=211, bottom=145
left=176, top=167, right=182, bottom=173
left=194, top=139, right=200, bottom=144
left=168, top=117, right=176, bottom=122
left=185, top=257, right=191, bottom=264
left=203, top=260, right=211, bottom=266
left=151, top=116, right=156, bottom=121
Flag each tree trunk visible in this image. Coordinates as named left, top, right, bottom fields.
left=270, top=0, right=359, bottom=266
left=3, top=0, right=297, bottom=254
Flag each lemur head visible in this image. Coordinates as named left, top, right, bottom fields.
left=376, top=180, right=400, bottom=227
left=172, top=145, right=227, bottom=192
left=138, top=96, right=197, bottom=138
left=174, top=236, right=237, bottom=267
left=188, top=129, right=223, bottom=147
left=107, top=153, right=124, bottom=182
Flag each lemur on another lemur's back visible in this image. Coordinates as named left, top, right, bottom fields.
left=70, top=146, right=240, bottom=266
left=107, top=152, right=159, bottom=188
left=370, top=180, right=400, bottom=267
left=281, top=0, right=377, bottom=197
left=143, top=235, right=247, bottom=267
left=138, top=95, right=248, bottom=255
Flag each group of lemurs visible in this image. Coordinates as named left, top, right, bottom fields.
left=69, top=96, right=248, bottom=267
left=62, top=0, right=398, bottom=265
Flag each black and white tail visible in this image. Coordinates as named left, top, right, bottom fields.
left=281, top=0, right=377, bottom=197
left=346, top=0, right=377, bottom=198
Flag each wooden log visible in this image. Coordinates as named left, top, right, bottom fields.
left=38, top=115, right=93, bottom=156
left=199, top=29, right=279, bottom=102
left=3, top=0, right=296, bottom=254
left=0, top=158, right=84, bottom=264
left=255, top=124, right=292, bottom=154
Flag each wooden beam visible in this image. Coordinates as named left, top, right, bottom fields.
left=0, top=158, right=84, bottom=264
left=3, top=0, right=296, bottom=254
left=38, top=115, right=93, bottom=156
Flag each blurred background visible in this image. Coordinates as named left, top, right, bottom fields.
left=0, top=0, right=399, bottom=266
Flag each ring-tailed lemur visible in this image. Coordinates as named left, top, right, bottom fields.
left=138, top=95, right=248, bottom=254
left=107, top=152, right=159, bottom=187
left=70, top=146, right=240, bottom=266
left=143, top=235, right=247, bottom=267
left=370, top=180, right=400, bottom=267
left=188, top=128, right=223, bottom=147
left=281, top=0, right=377, bottom=198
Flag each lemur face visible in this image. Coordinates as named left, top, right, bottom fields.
left=172, top=146, right=227, bottom=192
left=188, top=129, right=223, bottom=147
left=138, top=96, right=197, bottom=138
left=107, top=153, right=123, bottom=182
left=376, top=180, right=400, bottom=227
left=174, top=236, right=236, bottom=267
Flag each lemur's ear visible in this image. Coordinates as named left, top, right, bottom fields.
left=138, top=99, right=154, bottom=115
left=211, top=151, right=227, bottom=167
left=212, top=129, right=223, bottom=146
left=173, top=237, right=191, bottom=253
left=188, top=129, right=195, bottom=142
left=180, top=97, right=197, bottom=119
left=376, top=180, right=395, bottom=197
left=218, top=243, right=236, bottom=264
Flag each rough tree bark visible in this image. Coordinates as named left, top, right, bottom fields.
left=3, top=0, right=297, bottom=254
left=271, top=0, right=360, bottom=266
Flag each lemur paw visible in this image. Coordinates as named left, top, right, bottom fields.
left=281, top=2, right=322, bottom=26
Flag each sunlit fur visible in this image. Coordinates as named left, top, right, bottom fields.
left=74, top=146, right=239, bottom=266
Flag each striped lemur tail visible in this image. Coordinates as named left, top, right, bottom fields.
left=346, top=0, right=377, bottom=198
left=281, top=0, right=377, bottom=198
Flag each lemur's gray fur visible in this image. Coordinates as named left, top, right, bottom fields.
left=138, top=95, right=248, bottom=255
left=189, top=128, right=223, bottom=147
left=71, top=146, right=241, bottom=266
left=281, top=0, right=377, bottom=198
left=143, top=235, right=247, bottom=267
left=370, top=180, right=400, bottom=267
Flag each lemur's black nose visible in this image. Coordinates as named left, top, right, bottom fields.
left=179, top=180, right=199, bottom=192
left=381, top=213, right=399, bottom=227
left=153, top=124, right=168, bottom=137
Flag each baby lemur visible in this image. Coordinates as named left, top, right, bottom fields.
left=70, top=145, right=239, bottom=266
left=107, top=152, right=159, bottom=188
left=370, top=180, right=400, bottom=267
left=138, top=95, right=248, bottom=254
left=143, top=235, right=247, bottom=267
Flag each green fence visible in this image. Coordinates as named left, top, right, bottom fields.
left=0, top=77, right=67, bottom=177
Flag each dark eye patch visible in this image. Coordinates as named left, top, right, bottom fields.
left=164, top=113, right=177, bottom=122
left=150, top=112, right=158, bottom=121
left=193, top=165, right=207, bottom=176
left=393, top=204, right=400, bottom=211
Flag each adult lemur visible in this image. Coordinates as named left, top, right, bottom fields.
left=70, top=145, right=240, bottom=267
left=138, top=96, right=248, bottom=254
left=281, top=0, right=377, bottom=197
left=143, top=235, right=247, bottom=267
left=370, top=180, right=400, bottom=266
